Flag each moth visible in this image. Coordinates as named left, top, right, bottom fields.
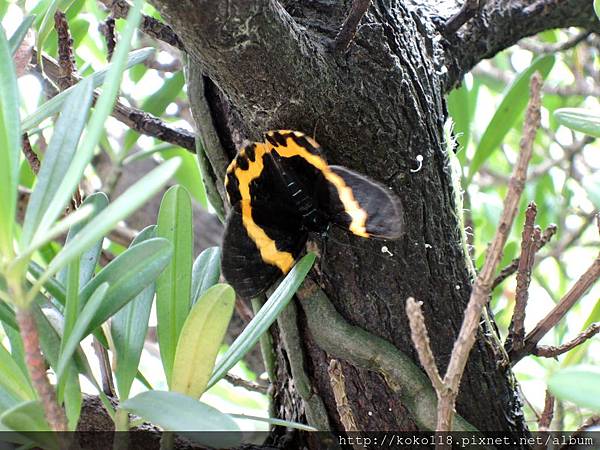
left=221, top=130, right=403, bottom=298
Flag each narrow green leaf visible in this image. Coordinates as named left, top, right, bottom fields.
left=467, top=55, right=555, bottom=182
left=21, top=77, right=93, bottom=246
left=8, top=15, right=35, bottom=55
left=36, top=158, right=180, bottom=290
left=60, top=192, right=109, bottom=288
left=28, top=261, right=66, bottom=305
left=0, top=300, right=17, bottom=330
left=156, top=185, right=193, bottom=384
left=80, top=238, right=172, bottom=335
left=111, top=225, right=157, bottom=400
left=595, top=0, right=600, bottom=21
left=167, top=149, right=208, bottom=208
left=121, top=391, right=241, bottom=448
left=55, top=283, right=109, bottom=380
left=21, top=203, right=94, bottom=259
left=0, top=26, right=21, bottom=257
left=190, top=247, right=221, bottom=305
left=0, top=342, right=36, bottom=401
left=554, top=108, right=600, bottom=138
left=0, top=401, right=59, bottom=450
left=208, top=253, right=316, bottom=389
left=447, top=82, right=472, bottom=156
left=171, top=284, right=235, bottom=398
left=229, top=413, right=317, bottom=431
left=35, top=0, right=145, bottom=239
left=549, top=366, right=600, bottom=411
left=21, top=48, right=153, bottom=131
left=62, top=365, right=82, bottom=431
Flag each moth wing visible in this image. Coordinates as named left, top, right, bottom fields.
left=319, top=165, right=404, bottom=239
left=221, top=201, right=307, bottom=298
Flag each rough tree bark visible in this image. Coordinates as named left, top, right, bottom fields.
left=145, top=0, right=597, bottom=441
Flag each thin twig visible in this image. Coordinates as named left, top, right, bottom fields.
left=405, top=298, right=444, bottom=393
left=538, top=390, right=554, bottom=431
left=328, top=359, right=359, bottom=435
left=505, top=203, right=538, bottom=352
left=92, top=337, right=116, bottom=397
left=511, top=254, right=600, bottom=363
left=16, top=307, right=68, bottom=431
left=491, top=209, right=557, bottom=291
left=559, top=416, right=600, bottom=450
left=98, top=0, right=185, bottom=51
left=22, top=134, right=40, bottom=174
left=331, top=0, right=372, bottom=52
left=99, top=16, right=116, bottom=61
left=437, top=73, right=542, bottom=431
left=443, top=0, right=480, bottom=35
left=519, top=31, right=591, bottom=54
left=224, top=373, right=268, bottom=395
left=37, top=53, right=196, bottom=152
left=54, top=11, right=77, bottom=90
left=534, top=323, right=600, bottom=358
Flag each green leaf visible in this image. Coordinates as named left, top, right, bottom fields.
left=36, top=158, right=180, bottom=290
left=549, top=366, right=600, bottom=411
left=79, top=238, right=172, bottom=335
left=8, top=15, right=35, bottom=55
left=0, top=401, right=59, bottom=450
left=111, top=225, right=157, bottom=400
left=156, top=185, right=193, bottom=385
left=61, top=192, right=108, bottom=288
left=467, top=55, right=555, bottom=182
left=121, top=391, right=241, bottom=448
left=171, top=284, right=235, bottom=398
left=0, top=342, right=35, bottom=401
left=34, top=0, right=145, bottom=238
left=21, top=48, right=153, bottom=131
left=595, top=0, right=600, bottom=21
left=208, top=253, right=316, bottom=389
left=229, top=413, right=317, bottom=431
left=55, top=283, right=109, bottom=380
left=190, top=247, right=221, bottom=305
left=554, top=108, right=600, bottom=138
left=61, top=364, right=82, bottom=430
left=0, top=26, right=21, bottom=257
left=447, top=81, right=475, bottom=160
left=21, top=76, right=93, bottom=246
left=167, top=149, right=208, bottom=208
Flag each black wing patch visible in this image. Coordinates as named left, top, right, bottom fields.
left=321, top=165, right=404, bottom=239
left=221, top=202, right=307, bottom=299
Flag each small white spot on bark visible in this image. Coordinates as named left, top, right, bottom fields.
left=410, top=154, right=424, bottom=173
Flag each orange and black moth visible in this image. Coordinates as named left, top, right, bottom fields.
left=221, top=130, right=404, bottom=298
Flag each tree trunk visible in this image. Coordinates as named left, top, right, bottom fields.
left=147, top=0, right=597, bottom=441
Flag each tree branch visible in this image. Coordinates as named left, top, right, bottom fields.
left=98, top=0, right=185, bottom=51
left=538, top=390, right=554, bottom=431
left=296, top=279, right=477, bottom=432
left=330, top=0, right=372, bottom=52
left=510, top=252, right=600, bottom=364
left=533, top=322, right=600, bottom=358
left=437, top=73, right=542, bottom=431
left=492, top=223, right=557, bottom=290
left=37, top=53, right=196, bottom=152
left=505, top=203, right=538, bottom=353
left=147, top=0, right=321, bottom=120
left=442, top=0, right=599, bottom=90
